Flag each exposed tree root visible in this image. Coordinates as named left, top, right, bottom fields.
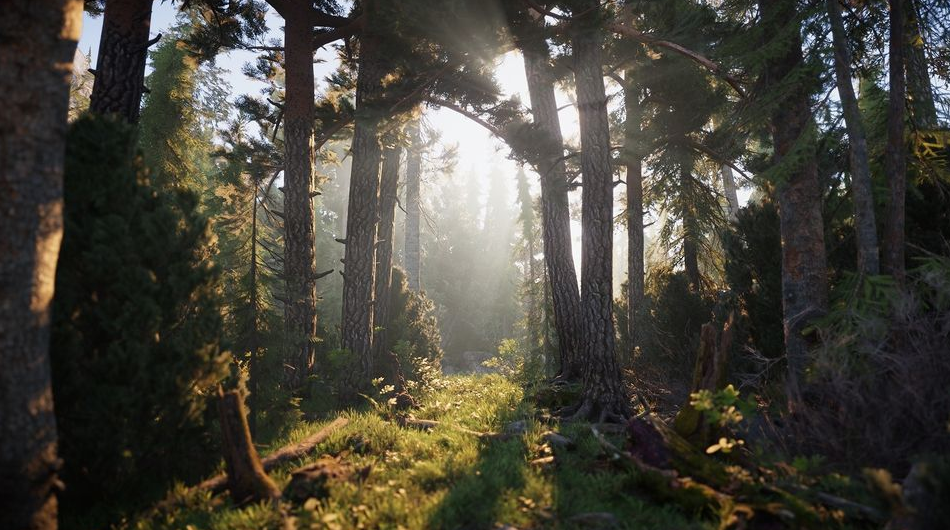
left=150, top=417, right=349, bottom=513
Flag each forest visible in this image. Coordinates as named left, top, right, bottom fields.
left=1, top=0, right=949, bottom=528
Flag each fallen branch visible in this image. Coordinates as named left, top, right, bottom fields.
left=151, top=417, right=349, bottom=512
left=398, top=417, right=514, bottom=442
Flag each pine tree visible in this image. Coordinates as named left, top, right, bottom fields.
left=0, top=2, right=82, bottom=528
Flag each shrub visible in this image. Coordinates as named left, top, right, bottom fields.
left=796, top=258, right=950, bottom=473
left=51, top=116, right=228, bottom=520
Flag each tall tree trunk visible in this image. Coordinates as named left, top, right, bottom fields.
left=247, top=181, right=260, bottom=436
left=404, top=120, right=422, bottom=292
left=883, top=0, right=907, bottom=282
left=342, top=0, right=385, bottom=379
left=89, top=0, right=152, bottom=122
left=520, top=21, right=583, bottom=381
left=905, top=0, right=938, bottom=129
left=622, top=72, right=644, bottom=354
left=282, top=3, right=319, bottom=389
left=0, top=2, right=82, bottom=528
left=682, top=171, right=701, bottom=291
left=826, top=0, right=880, bottom=276
left=373, top=146, right=401, bottom=364
left=759, top=0, right=829, bottom=411
left=571, top=3, right=629, bottom=420
left=720, top=164, right=739, bottom=221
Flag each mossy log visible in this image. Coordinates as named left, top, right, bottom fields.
left=216, top=387, right=281, bottom=503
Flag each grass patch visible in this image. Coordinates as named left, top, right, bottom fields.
left=123, top=375, right=705, bottom=530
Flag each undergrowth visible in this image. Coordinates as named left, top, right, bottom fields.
left=123, top=375, right=703, bottom=530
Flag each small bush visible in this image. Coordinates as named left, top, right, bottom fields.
left=483, top=338, right=545, bottom=386
left=796, top=258, right=950, bottom=473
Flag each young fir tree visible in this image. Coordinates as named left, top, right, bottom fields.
left=51, top=117, right=227, bottom=519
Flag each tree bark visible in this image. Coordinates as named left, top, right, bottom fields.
left=681, top=170, right=701, bottom=291
left=281, top=2, right=319, bottom=389
left=758, top=0, right=829, bottom=411
left=216, top=388, right=280, bottom=503
left=826, top=0, right=880, bottom=276
left=247, top=180, right=260, bottom=436
left=623, top=71, right=644, bottom=355
left=89, top=0, right=152, bottom=122
left=404, top=120, right=422, bottom=292
left=0, top=2, right=82, bottom=528
left=883, top=0, right=907, bottom=282
left=520, top=19, right=583, bottom=380
left=720, top=164, right=739, bottom=221
left=905, top=0, right=938, bottom=129
left=572, top=2, right=629, bottom=420
left=373, top=146, right=401, bottom=364
left=342, top=0, right=385, bottom=379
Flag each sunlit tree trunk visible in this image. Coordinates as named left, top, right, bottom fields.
left=622, top=72, right=643, bottom=353
left=826, top=0, right=880, bottom=276
left=520, top=20, right=583, bottom=380
left=0, top=1, right=83, bottom=528
left=281, top=1, right=319, bottom=388
left=883, top=0, right=907, bottom=282
left=342, top=0, right=385, bottom=379
left=905, top=0, right=938, bottom=129
left=759, top=0, right=829, bottom=411
left=721, top=164, right=739, bottom=221
left=404, top=120, right=422, bottom=292
left=682, top=170, right=701, bottom=291
left=247, top=180, right=260, bottom=436
left=373, top=146, right=401, bottom=364
left=89, top=0, right=152, bottom=122
left=571, top=1, right=628, bottom=420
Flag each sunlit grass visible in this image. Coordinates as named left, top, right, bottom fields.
left=126, top=375, right=705, bottom=530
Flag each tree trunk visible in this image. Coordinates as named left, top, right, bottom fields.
left=0, top=2, right=82, bottom=528
left=572, top=3, right=629, bottom=420
left=404, top=120, right=422, bottom=292
left=883, top=0, right=907, bottom=282
left=623, top=71, right=644, bottom=355
left=758, top=0, right=829, bottom=411
left=216, top=388, right=280, bottom=503
left=247, top=180, right=260, bottom=436
left=826, top=0, right=880, bottom=277
left=720, top=164, right=739, bottom=221
left=342, top=0, right=385, bottom=379
left=281, top=3, right=319, bottom=389
left=520, top=20, right=583, bottom=381
left=89, top=0, right=152, bottom=122
left=373, top=146, right=401, bottom=365
left=905, top=0, right=938, bottom=129
left=681, top=170, right=701, bottom=291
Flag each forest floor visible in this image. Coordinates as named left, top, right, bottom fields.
left=128, top=375, right=708, bottom=530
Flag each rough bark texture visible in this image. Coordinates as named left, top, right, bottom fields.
left=883, top=0, right=907, bottom=283
left=342, top=0, right=385, bottom=379
left=282, top=4, right=319, bottom=389
left=520, top=23, right=583, bottom=380
left=216, top=389, right=280, bottom=503
left=404, top=121, right=422, bottom=292
left=0, top=2, right=82, bottom=528
left=572, top=4, right=628, bottom=420
left=88, top=0, right=152, bottom=122
left=826, top=0, right=880, bottom=276
left=759, top=0, right=829, bottom=410
left=905, top=0, right=938, bottom=129
left=623, top=71, right=644, bottom=354
left=372, top=146, right=401, bottom=365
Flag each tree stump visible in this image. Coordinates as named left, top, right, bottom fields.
left=673, top=313, right=734, bottom=441
left=216, top=387, right=280, bottom=503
